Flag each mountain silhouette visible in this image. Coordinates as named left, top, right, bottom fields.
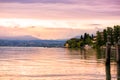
left=0, top=35, right=40, bottom=40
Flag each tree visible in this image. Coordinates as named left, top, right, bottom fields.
left=96, top=31, right=103, bottom=47
left=80, top=35, right=83, bottom=40
left=65, top=25, right=120, bottom=48
left=113, top=25, right=120, bottom=43
left=91, top=34, right=94, bottom=40
left=103, top=29, right=107, bottom=45
left=107, top=27, right=114, bottom=45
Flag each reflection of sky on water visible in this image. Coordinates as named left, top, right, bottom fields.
left=0, top=47, right=118, bottom=80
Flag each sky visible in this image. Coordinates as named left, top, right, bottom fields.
left=0, top=0, right=120, bottom=40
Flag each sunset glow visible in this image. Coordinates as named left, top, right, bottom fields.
left=0, top=0, right=120, bottom=39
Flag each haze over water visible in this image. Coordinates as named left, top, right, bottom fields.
left=0, top=47, right=118, bottom=80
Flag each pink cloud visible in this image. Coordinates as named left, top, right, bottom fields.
left=0, top=0, right=119, bottom=19
left=0, top=26, right=98, bottom=40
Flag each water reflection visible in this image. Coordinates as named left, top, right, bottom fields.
left=65, top=48, right=119, bottom=80
left=80, top=48, right=87, bottom=59
left=0, top=47, right=118, bottom=80
left=66, top=48, right=98, bottom=60
left=96, top=48, right=105, bottom=59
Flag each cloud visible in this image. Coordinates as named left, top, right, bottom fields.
left=0, top=0, right=74, bottom=4
left=0, top=26, right=98, bottom=40
left=0, top=0, right=120, bottom=38
left=0, top=0, right=120, bottom=5
left=0, top=26, right=29, bottom=36
left=0, top=0, right=119, bottom=20
left=87, top=24, right=102, bottom=26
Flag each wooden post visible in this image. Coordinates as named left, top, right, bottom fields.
left=116, top=37, right=120, bottom=80
left=117, top=63, right=120, bottom=80
left=116, top=37, right=120, bottom=62
left=106, top=35, right=111, bottom=65
left=105, top=64, right=111, bottom=80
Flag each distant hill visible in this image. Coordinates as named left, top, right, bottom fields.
left=0, top=35, right=66, bottom=47
left=0, top=35, right=40, bottom=40
left=74, top=36, right=81, bottom=39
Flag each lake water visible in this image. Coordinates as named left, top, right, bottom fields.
left=0, top=47, right=119, bottom=80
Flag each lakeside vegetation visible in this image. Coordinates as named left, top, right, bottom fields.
left=64, top=25, right=120, bottom=48
left=64, top=33, right=95, bottom=48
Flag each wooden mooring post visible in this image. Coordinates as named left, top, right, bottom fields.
left=105, top=64, right=111, bottom=80
left=105, top=35, right=111, bottom=65
left=117, top=63, right=120, bottom=80
left=116, top=37, right=120, bottom=63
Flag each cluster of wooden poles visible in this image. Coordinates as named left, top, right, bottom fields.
left=106, top=36, right=120, bottom=64
left=105, top=36, right=120, bottom=80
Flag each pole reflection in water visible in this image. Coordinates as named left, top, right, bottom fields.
left=80, top=48, right=86, bottom=59
left=96, top=48, right=105, bottom=59
left=117, top=63, right=120, bottom=80
left=105, top=64, right=111, bottom=80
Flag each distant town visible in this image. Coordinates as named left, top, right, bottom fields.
left=0, top=40, right=66, bottom=47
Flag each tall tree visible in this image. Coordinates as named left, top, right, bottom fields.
left=103, top=29, right=107, bottom=45
left=80, top=35, right=84, bottom=40
left=107, top=27, right=114, bottom=45
left=96, top=31, right=103, bottom=47
left=113, top=25, right=120, bottom=43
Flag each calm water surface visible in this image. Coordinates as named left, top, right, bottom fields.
left=0, top=47, right=119, bottom=80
